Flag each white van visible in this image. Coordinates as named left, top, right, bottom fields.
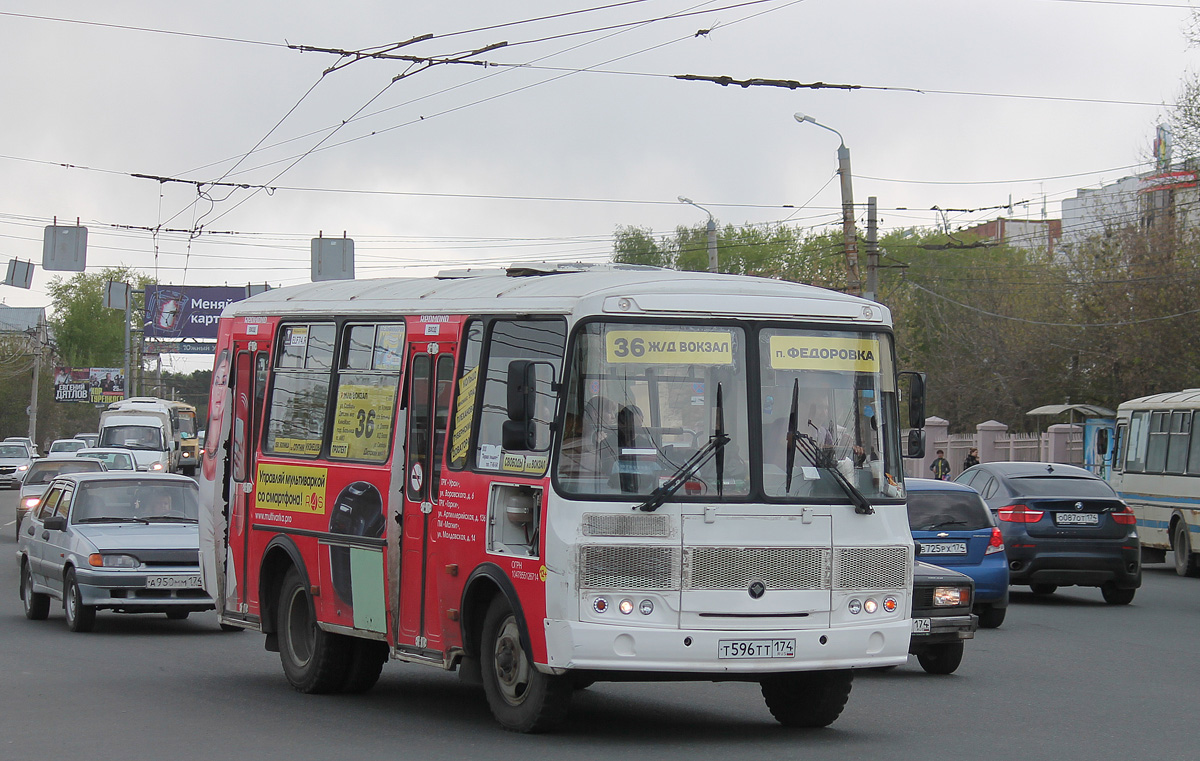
left=97, top=415, right=172, bottom=472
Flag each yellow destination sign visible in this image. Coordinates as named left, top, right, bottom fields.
left=604, top=330, right=734, bottom=365
left=255, top=463, right=329, bottom=514
left=768, top=336, right=880, bottom=372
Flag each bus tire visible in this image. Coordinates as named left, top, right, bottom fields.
left=181, top=466, right=196, bottom=477
left=21, top=562, right=50, bottom=620
left=480, top=595, right=571, bottom=733
left=916, top=642, right=964, bottom=675
left=760, top=669, right=853, bottom=727
left=277, top=567, right=351, bottom=693
left=1172, top=522, right=1200, bottom=577
left=340, top=639, right=389, bottom=694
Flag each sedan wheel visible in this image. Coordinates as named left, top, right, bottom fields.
left=64, top=569, right=96, bottom=633
left=21, top=563, right=50, bottom=620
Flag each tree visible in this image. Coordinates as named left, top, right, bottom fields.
left=46, top=267, right=153, bottom=367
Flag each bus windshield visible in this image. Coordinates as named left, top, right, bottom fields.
left=759, top=327, right=903, bottom=502
left=557, top=322, right=751, bottom=498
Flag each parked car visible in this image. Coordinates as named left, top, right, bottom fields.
left=16, top=472, right=214, bottom=632
left=74, top=433, right=99, bottom=447
left=909, top=561, right=978, bottom=674
left=74, top=448, right=137, bottom=472
left=48, top=439, right=90, bottom=457
left=906, top=478, right=1010, bottom=628
left=955, top=462, right=1140, bottom=604
left=0, top=441, right=35, bottom=489
left=16, top=458, right=107, bottom=537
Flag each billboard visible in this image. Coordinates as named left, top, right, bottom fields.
left=53, top=367, right=125, bottom=405
left=144, top=285, right=247, bottom=340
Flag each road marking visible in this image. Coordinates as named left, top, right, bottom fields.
left=3, top=520, right=14, bottom=527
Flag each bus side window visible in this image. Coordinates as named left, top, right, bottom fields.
left=448, top=320, right=483, bottom=470
left=1189, top=413, right=1200, bottom=475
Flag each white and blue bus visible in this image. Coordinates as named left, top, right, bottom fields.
left=1110, top=390, right=1200, bottom=576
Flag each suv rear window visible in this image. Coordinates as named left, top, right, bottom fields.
left=1008, top=476, right=1115, bottom=498
left=907, top=490, right=993, bottom=531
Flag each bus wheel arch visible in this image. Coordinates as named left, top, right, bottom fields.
left=258, top=536, right=312, bottom=644
left=460, top=564, right=533, bottom=665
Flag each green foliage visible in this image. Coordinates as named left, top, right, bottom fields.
left=46, top=267, right=152, bottom=367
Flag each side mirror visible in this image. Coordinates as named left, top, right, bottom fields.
left=43, top=515, right=67, bottom=531
left=899, top=371, right=926, bottom=429
left=1096, top=429, right=1109, bottom=455
left=506, top=360, right=535, bottom=422
left=906, top=429, right=926, bottom=459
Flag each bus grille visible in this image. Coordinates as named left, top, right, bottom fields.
left=578, top=546, right=681, bottom=589
left=833, top=547, right=909, bottom=590
left=684, top=547, right=830, bottom=590
left=582, top=513, right=671, bottom=537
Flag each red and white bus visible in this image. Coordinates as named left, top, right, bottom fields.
left=199, top=263, right=925, bottom=732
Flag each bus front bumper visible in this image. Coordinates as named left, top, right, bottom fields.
left=542, top=618, right=912, bottom=674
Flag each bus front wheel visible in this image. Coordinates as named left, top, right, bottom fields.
left=1172, top=522, right=1200, bottom=577
left=480, top=596, right=571, bottom=733
left=277, top=568, right=351, bottom=693
left=760, top=669, right=853, bottom=727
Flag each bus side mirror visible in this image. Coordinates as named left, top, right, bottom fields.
left=907, top=429, right=926, bottom=459
left=899, top=371, right=927, bottom=429
left=1096, top=429, right=1109, bottom=455
left=503, top=360, right=537, bottom=450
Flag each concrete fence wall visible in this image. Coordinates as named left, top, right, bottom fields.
left=904, top=417, right=1083, bottom=480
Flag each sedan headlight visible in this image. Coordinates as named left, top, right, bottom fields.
left=933, top=586, right=970, bottom=606
left=150, top=461, right=164, bottom=471
left=89, top=553, right=140, bottom=568
left=21, top=496, right=40, bottom=510
left=17, top=463, right=29, bottom=472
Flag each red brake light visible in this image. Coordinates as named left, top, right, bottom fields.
left=985, top=527, right=1006, bottom=554
left=1112, top=505, right=1137, bottom=525
left=998, top=503, right=1044, bottom=523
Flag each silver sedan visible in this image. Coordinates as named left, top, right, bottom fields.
left=16, top=472, right=214, bottom=632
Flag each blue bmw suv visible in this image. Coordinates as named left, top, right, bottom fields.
left=906, top=478, right=1010, bottom=628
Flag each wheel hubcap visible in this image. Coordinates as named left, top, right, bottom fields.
left=492, top=616, right=530, bottom=706
left=66, top=582, right=76, bottom=620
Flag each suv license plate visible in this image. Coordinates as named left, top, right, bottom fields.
left=145, top=575, right=202, bottom=589
left=912, top=618, right=931, bottom=634
left=1055, top=512, right=1099, bottom=525
left=717, top=639, right=796, bottom=659
left=921, top=542, right=967, bottom=555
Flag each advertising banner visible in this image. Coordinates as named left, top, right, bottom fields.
left=144, top=285, right=247, bottom=340
left=53, top=366, right=125, bottom=404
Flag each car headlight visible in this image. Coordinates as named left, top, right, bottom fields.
left=89, top=553, right=140, bottom=568
left=17, top=464, right=29, bottom=472
left=21, top=496, right=40, bottom=510
left=150, top=461, right=164, bottom=471
left=933, top=586, right=970, bottom=606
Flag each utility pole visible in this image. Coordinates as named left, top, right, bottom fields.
left=678, top=197, right=719, bottom=273
left=28, top=323, right=42, bottom=444
left=836, top=142, right=861, bottom=296
left=865, top=197, right=879, bottom=302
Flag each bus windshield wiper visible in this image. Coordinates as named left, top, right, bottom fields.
left=635, top=384, right=729, bottom=513
left=791, top=430, right=875, bottom=516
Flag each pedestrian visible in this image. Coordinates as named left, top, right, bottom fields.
left=963, top=447, right=980, bottom=470
left=929, top=449, right=951, bottom=481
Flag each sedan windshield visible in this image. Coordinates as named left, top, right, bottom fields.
left=73, top=481, right=199, bottom=523
left=557, top=322, right=750, bottom=498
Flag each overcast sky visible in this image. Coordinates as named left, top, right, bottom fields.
left=1, top=0, right=1194, bottom=371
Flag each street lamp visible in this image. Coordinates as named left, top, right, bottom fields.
left=793, top=112, right=865, bottom=298
left=677, top=196, right=719, bottom=273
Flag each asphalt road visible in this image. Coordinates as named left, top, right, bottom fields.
left=3, top=487, right=1196, bottom=760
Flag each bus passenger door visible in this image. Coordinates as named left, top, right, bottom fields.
left=228, top=345, right=268, bottom=617
left=398, top=338, right=457, bottom=654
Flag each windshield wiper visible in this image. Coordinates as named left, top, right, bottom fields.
left=791, top=430, right=875, bottom=516
left=926, top=519, right=967, bottom=529
left=77, top=516, right=150, bottom=525
left=635, top=383, right=730, bottom=513
left=142, top=516, right=198, bottom=523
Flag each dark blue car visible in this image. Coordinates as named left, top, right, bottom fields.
left=906, top=478, right=1010, bottom=628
